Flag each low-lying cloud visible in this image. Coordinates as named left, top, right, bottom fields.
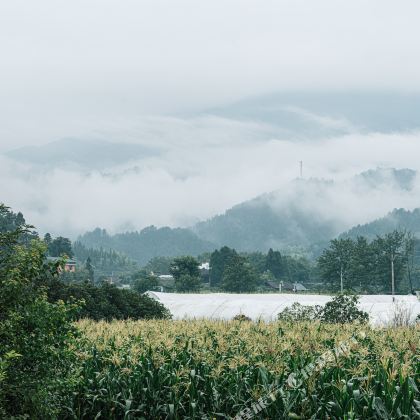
left=1, top=111, right=420, bottom=238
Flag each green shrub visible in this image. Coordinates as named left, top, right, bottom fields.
left=46, top=279, right=172, bottom=320
left=132, top=270, right=159, bottom=293
left=232, top=314, right=252, bottom=321
left=0, top=205, right=77, bottom=418
left=277, top=302, right=322, bottom=322
left=320, top=293, right=369, bottom=324
left=278, top=294, right=369, bottom=324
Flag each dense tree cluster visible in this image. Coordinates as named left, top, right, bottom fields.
left=221, top=254, right=257, bottom=292
left=170, top=256, right=201, bottom=292
left=207, top=246, right=314, bottom=292
left=44, top=233, right=74, bottom=257
left=72, top=241, right=138, bottom=280
left=132, top=269, right=159, bottom=294
left=209, top=246, right=238, bottom=287
left=78, top=226, right=213, bottom=265
left=0, top=205, right=77, bottom=417
left=143, top=256, right=173, bottom=274
left=318, top=231, right=415, bottom=293
left=46, top=279, right=171, bottom=321
left=0, top=204, right=173, bottom=417
left=277, top=294, right=369, bottom=324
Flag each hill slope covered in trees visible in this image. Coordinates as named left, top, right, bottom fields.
left=78, top=226, right=215, bottom=265
left=341, top=208, right=420, bottom=240
left=78, top=168, right=420, bottom=262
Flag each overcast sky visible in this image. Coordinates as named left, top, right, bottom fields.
left=1, top=1, right=420, bottom=236
left=1, top=0, right=420, bottom=148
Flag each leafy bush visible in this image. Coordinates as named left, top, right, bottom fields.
left=221, top=255, right=257, bottom=292
left=278, top=294, right=369, bottom=324
left=0, top=205, right=77, bottom=418
left=320, top=294, right=369, bottom=324
left=232, top=314, right=252, bottom=321
left=132, top=270, right=159, bottom=293
left=277, top=302, right=322, bottom=322
left=174, top=274, right=201, bottom=292
left=46, top=279, right=172, bottom=320
left=170, top=256, right=202, bottom=292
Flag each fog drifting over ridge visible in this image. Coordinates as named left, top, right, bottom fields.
left=1, top=1, right=420, bottom=238
left=1, top=111, right=420, bottom=238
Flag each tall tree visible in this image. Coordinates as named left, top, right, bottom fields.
left=373, top=230, right=407, bottom=296
left=0, top=204, right=76, bottom=417
left=85, top=257, right=94, bottom=283
left=318, top=239, right=354, bottom=292
left=48, top=236, right=74, bottom=258
left=43, top=232, right=52, bottom=246
left=404, top=232, right=416, bottom=293
left=209, top=246, right=237, bottom=287
left=348, top=236, right=375, bottom=291
left=170, top=256, right=201, bottom=292
left=132, top=269, right=159, bottom=293
left=265, top=248, right=286, bottom=279
left=221, top=255, right=257, bottom=292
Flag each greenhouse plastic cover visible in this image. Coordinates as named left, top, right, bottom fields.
left=146, top=292, right=420, bottom=325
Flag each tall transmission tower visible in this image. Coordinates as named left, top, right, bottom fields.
left=299, top=161, right=303, bottom=178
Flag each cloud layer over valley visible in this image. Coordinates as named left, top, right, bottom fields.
left=1, top=1, right=420, bottom=240
left=1, top=105, right=420, bottom=238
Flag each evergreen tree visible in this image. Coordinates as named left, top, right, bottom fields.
left=372, top=230, right=408, bottom=295
left=348, top=236, right=375, bottom=291
left=85, top=257, right=94, bottom=283
left=48, top=236, right=73, bottom=258
left=132, top=270, right=159, bottom=293
left=0, top=204, right=76, bottom=417
left=170, top=256, right=201, bottom=292
left=318, top=239, right=354, bottom=292
left=43, top=232, right=52, bottom=245
left=174, top=274, right=201, bottom=292
left=221, top=255, right=257, bottom=292
left=209, top=246, right=237, bottom=287
left=265, top=248, right=285, bottom=279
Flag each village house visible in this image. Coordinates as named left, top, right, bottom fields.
left=265, top=280, right=308, bottom=293
left=47, top=256, right=77, bottom=273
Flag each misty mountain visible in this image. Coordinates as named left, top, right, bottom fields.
left=193, top=181, right=338, bottom=251
left=193, top=167, right=417, bottom=251
left=207, top=92, right=420, bottom=137
left=340, top=208, right=420, bottom=240
left=353, top=168, right=416, bottom=191
left=78, top=226, right=215, bottom=265
left=78, top=167, right=417, bottom=263
left=4, top=138, right=157, bottom=170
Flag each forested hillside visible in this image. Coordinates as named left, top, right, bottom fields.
left=193, top=168, right=418, bottom=251
left=78, top=226, right=215, bottom=265
left=193, top=184, right=337, bottom=251
left=72, top=241, right=138, bottom=278
left=78, top=168, right=419, bottom=260
left=0, top=207, right=38, bottom=243
left=341, top=208, right=420, bottom=240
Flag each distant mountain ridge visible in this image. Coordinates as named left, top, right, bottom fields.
left=78, top=226, right=215, bottom=266
left=192, top=167, right=418, bottom=251
left=4, top=138, right=156, bottom=170
left=340, top=208, right=420, bottom=240
left=353, top=168, right=416, bottom=191
left=192, top=181, right=338, bottom=251
left=78, top=167, right=420, bottom=264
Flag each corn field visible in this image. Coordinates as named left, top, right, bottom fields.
left=65, top=320, right=420, bottom=419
